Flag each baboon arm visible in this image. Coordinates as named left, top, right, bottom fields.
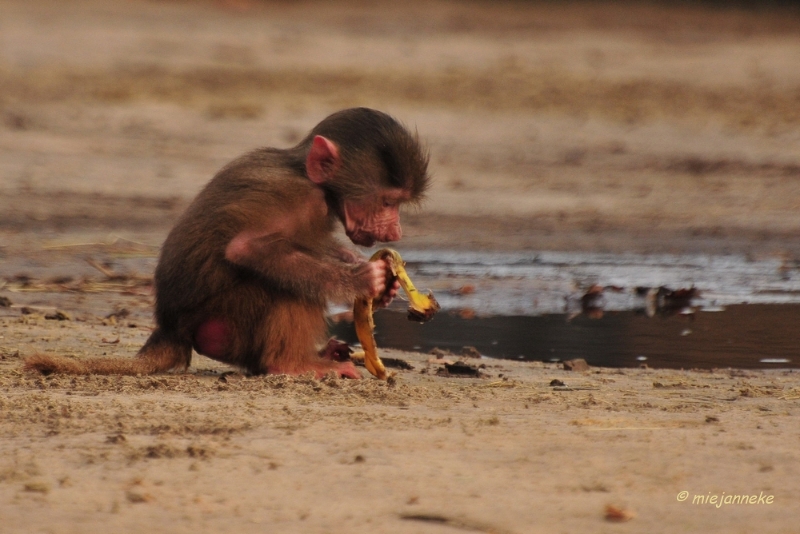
left=225, top=232, right=361, bottom=302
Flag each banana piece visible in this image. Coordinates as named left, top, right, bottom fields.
left=354, top=249, right=440, bottom=379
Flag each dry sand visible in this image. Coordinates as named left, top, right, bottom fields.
left=1, top=1, right=800, bottom=532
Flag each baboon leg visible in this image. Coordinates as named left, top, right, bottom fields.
left=257, top=299, right=360, bottom=379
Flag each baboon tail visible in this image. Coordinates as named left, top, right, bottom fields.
left=24, top=329, right=192, bottom=376
left=23, top=353, right=156, bottom=375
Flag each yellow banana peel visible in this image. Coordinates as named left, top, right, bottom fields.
left=354, top=248, right=440, bottom=379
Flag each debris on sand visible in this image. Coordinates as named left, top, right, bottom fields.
left=2, top=273, right=153, bottom=296
left=429, top=348, right=452, bottom=358
left=45, top=310, right=72, bottom=321
left=460, top=346, right=482, bottom=358
left=563, top=358, right=590, bottom=372
left=23, top=481, right=51, bottom=494
left=382, top=357, right=415, bottom=370
left=351, top=354, right=414, bottom=370
left=604, top=504, right=635, bottom=522
left=437, top=361, right=484, bottom=378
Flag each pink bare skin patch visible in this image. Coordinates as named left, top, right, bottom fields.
left=342, top=189, right=410, bottom=246
left=193, top=318, right=231, bottom=359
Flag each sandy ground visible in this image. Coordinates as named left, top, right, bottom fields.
left=2, top=0, right=800, bottom=532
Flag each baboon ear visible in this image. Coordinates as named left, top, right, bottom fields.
left=306, top=135, right=341, bottom=185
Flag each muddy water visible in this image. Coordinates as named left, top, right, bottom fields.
left=331, top=250, right=800, bottom=369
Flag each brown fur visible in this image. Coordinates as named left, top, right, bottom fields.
left=25, top=108, right=429, bottom=378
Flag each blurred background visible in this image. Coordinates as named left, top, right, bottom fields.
left=1, top=0, right=799, bottom=256
left=1, top=0, right=800, bottom=371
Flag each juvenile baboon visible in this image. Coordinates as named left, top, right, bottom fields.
left=26, top=107, right=430, bottom=378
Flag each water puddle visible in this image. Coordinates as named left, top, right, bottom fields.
left=331, top=250, right=800, bottom=369
left=3, top=246, right=799, bottom=369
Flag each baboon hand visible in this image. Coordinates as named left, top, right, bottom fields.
left=353, top=259, right=391, bottom=299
